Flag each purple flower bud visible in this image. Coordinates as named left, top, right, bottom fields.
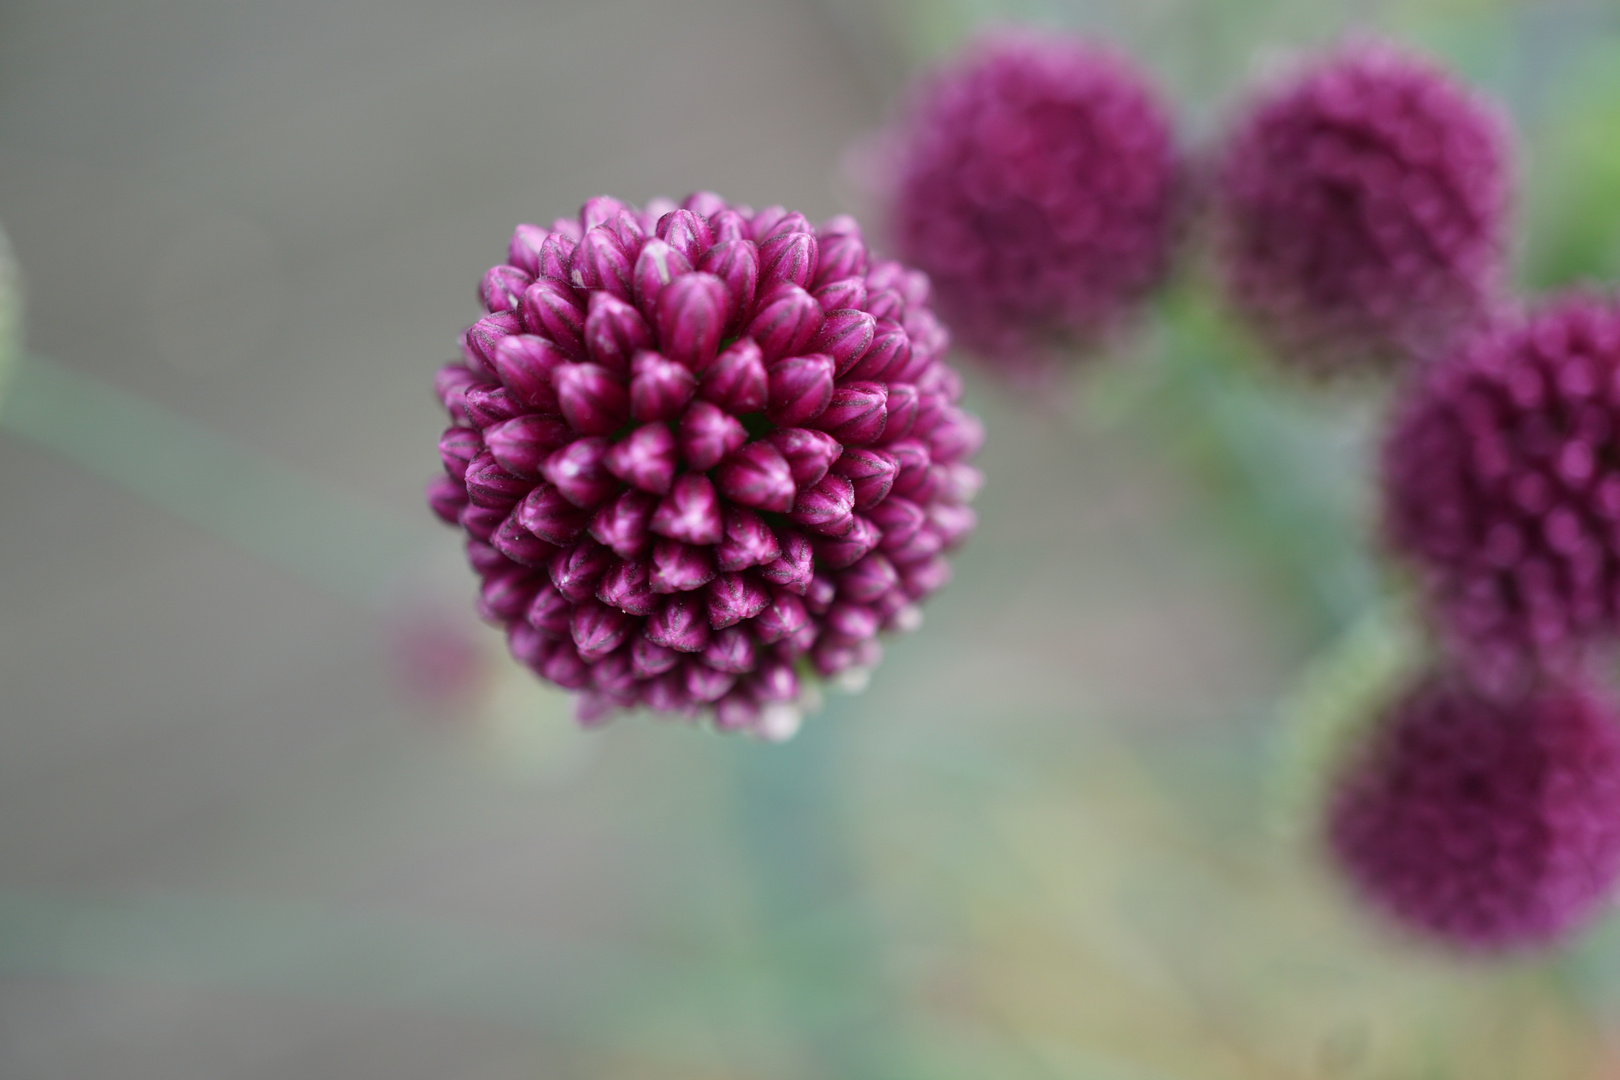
left=439, top=426, right=482, bottom=480
left=485, top=415, right=571, bottom=479
left=461, top=311, right=525, bottom=377
left=812, top=309, right=877, bottom=376
left=650, top=474, right=724, bottom=546
left=767, top=352, right=835, bottom=426
left=814, top=276, right=868, bottom=313
left=631, top=634, right=681, bottom=678
left=462, top=384, right=526, bottom=430
left=632, top=239, right=693, bottom=314
left=843, top=321, right=910, bottom=381
left=589, top=488, right=657, bottom=560
left=650, top=538, right=717, bottom=594
left=508, top=621, right=553, bottom=674
left=497, top=510, right=560, bottom=566
left=548, top=539, right=614, bottom=602
left=508, top=224, right=549, bottom=276
left=812, top=635, right=880, bottom=678
left=698, top=240, right=760, bottom=329
left=815, top=515, right=881, bottom=568
left=605, top=422, right=678, bottom=495
left=708, top=207, right=749, bottom=245
left=583, top=292, right=655, bottom=377
left=752, top=207, right=812, bottom=242
left=493, top=334, right=569, bottom=412
left=537, top=436, right=616, bottom=508
left=685, top=661, right=737, bottom=703
left=707, top=572, right=771, bottom=629
left=716, top=507, right=781, bottom=572
left=884, top=521, right=945, bottom=566
left=536, top=232, right=576, bottom=282
left=764, top=427, right=842, bottom=488
left=677, top=401, right=748, bottom=471
left=866, top=288, right=906, bottom=324
left=880, top=382, right=919, bottom=441
left=427, top=475, right=470, bottom=524
left=656, top=209, right=713, bottom=266
left=751, top=657, right=800, bottom=701
left=927, top=407, right=986, bottom=463
left=758, top=530, right=814, bottom=594
left=553, top=362, right=630, bottom=436
left=480, top=569, right=540, bottom=623
left=942, top=463, right=984, bottom=504
left=580, top=195, right=631, bottom=233
left=492, top=510, right=558, bottom=567
left=521, top=279, right=587, bottom=357
left=868, top=495, right=926, bottom=549
left=525, top=581, right=573, bottom=635
left=702, top=624, right=757, bottom=673
left=759, top=231, right=819, bottom=292
left=746, top=284, right=825, bottom=361
left=699, top=338, right=769, bottom=413
left=715, top=441, right=796, bottom=513
left=838, top=553, right=900, bottom=603
left=629, top=350, right=697, bottom=422
left=459, top=502, right=506, bottom=541
left=481, top=265, right=532, bottom=313
left=550, top=216, right=584, bottom=242
left=596, top=557, right=657, bottom=615
left=467, top=538, right=516, bottom=576
left=570, top=599, right=634, bottom=662
left=591, top=645, right=639, bottom=693
left=464, top=451, right=533, bottom=508
left=814, top=382, right=888, bottom=445
left=656, top=272, right=730, bottom=371
left=813, top=231, right=868, bottom=287
left=539, top=640, right=592, bottom=690
left=435, top=364, right=480, bottom=424
left=830, top=446, right=900, bottom=509
left=827, top=602, right=880, bottom=641
left=569, top=225, right=634, bottom=300
left=714, top=689, right=761, bottom=732
left=789, top=473, right=856, bottom=536
left=645, top=593, right=711, bottom=653
left=804, top=573, right=837, bottom=614
left=517, top=482, right=590, bottom=545
left=929, top=503, right=977, bottom=549
left=753, top=589, right=811, bottom=643
left=640, top=671, right=693, bottom=713
left=682, top=190, right=727, bottom=216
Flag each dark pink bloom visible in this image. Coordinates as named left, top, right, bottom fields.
left=429, top=194, right=982, bottom=737
left=883, top=29, right=1178, bottom=376
left=1328, top=672, right=1620, bottom=950
left=1216, top=39, right=1511, bottom=372
left=1383, top=295, right=1620, bottom=677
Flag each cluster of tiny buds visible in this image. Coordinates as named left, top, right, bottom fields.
left=427, top=193, right=983, bottom=739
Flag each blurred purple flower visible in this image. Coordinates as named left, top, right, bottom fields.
left=1215, top=39, right=1511, bottom=372
left=881, top=29, right=1180, bottom=379
left=1383, top=294, right=1620, bottom=679
left=428, top=195, right=983, bottom=737
left=1329, top=672, right=1620, bottom=950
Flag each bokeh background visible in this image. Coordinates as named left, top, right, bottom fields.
left=6, top=0, right=1620, bottom=1077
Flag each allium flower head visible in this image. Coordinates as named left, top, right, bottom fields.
left=1215, top=40, right=1511, bottom=372
left=1328, top=672, right=1620, bottom=950
left=1383, top=295, right=1620, bottom=675
left=884, top=30, right=1179, bottom=375
left=426, top=194, right=983, bottom=738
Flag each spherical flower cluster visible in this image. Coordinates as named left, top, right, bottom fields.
left=1215, top=40, right=1510, bottom=372
left=1328, top=673, right=1620, bottom=950
left=426, top=194, right=983, bottom=738
left=1383, top=295, right=1620, bottom=674
left=885, top=30, right=1179, bottom=375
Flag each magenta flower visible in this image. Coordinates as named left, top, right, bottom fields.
left=1383, top=295, right=1620, bottom=677
left=883, top=29, right=1179, bottom=377
left=428, top=194, right=983, bottom=738
left=1328, top=672, right=1620, bottom=950
left=1215, top=40, right=1511, bottom=372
